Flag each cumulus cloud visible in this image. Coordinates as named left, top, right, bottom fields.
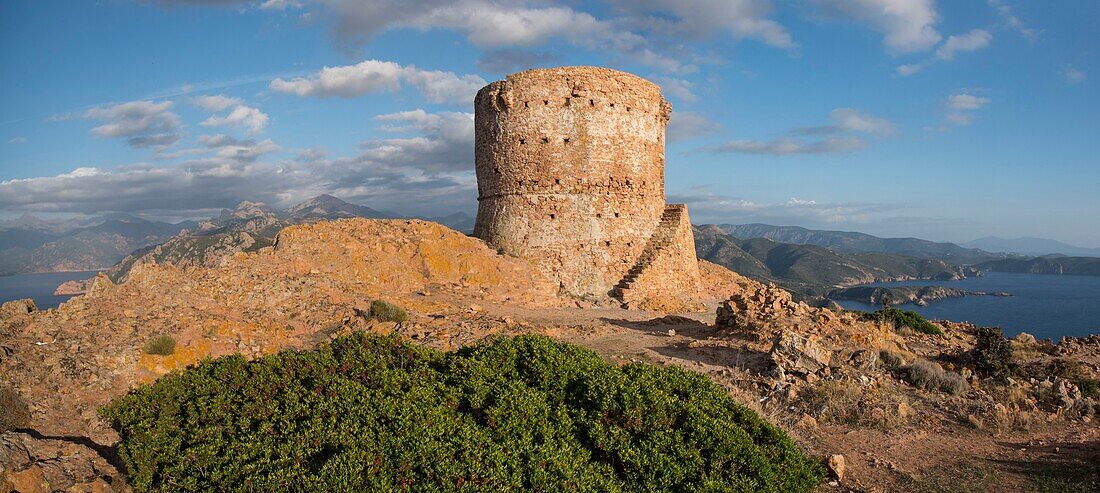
left=270, top=60, right=486, bottom=104
left=1, top=108, right=478, bottom=217
left=192, top=95, right=269, bottom=135
left=896, top=29, right=992, bottom=75
left=193, top=94, right=243, bottom=112
left=81, top=100, right=182, bottom=148
left=811, top=0, right=941, bottom=53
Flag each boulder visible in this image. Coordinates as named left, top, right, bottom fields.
left=769, top=332, right=830, bottom=375
left=827, top=454, right=846, bottom=481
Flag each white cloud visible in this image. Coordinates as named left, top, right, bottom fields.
left=670, top=190, right=902, bottom=226
left=934, top=29, right=992, bottom=61
left=193, top=94, right=269, bottom=135
left=1059, top=66, right=1086, bottom=84
left=946, top=93, right=991, bottom=110
left=192, top=94, right=243, bottom=112
left=945, top=93, right=991, bottom=126
left=656, top=77, right=699, bottom=103
left=811, top=0, right=941, bottom=53
left=201, top=105, right=269, bottom=135
left=710, top=136, right=866, bottom=155
left=829, top=108, right=895, bottom=135
left=7, top=137, right=27, bottom=144
left=81, top=100, right=182, bottom=148
left=270, top=60, right=486, bottom=104
left=987, top=0, right=1039, bottom=40
left=896, top=29, right=992, bottom=75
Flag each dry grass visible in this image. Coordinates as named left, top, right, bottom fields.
left=902, top=359, right=969, bottom=395
left=801, top=379, right=911, bottom=429
left=143, top=334, right=177, bottom=355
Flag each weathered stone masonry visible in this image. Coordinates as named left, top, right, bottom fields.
left=473, top=66, right=700, bottom=304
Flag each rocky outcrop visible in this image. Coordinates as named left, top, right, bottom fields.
left=52, top=279, right=93, bottom=296
left=769, top=332, right=831, bottom=376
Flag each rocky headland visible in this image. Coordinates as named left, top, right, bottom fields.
left=829, top=285, right=1012, bottom=306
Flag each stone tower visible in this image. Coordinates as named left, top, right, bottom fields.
left=473, top=66, right=700, bottom=305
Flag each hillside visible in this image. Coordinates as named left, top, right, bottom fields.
left=978, top=255, right=1100, bottom=277
left=0, top=217, right=194, bottom=275
left=694, top=226, right=979, bottom=299
left=713, top=223, right=1001, bottom=264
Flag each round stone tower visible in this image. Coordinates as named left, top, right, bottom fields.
left=474, top=66, right=698, bottom=302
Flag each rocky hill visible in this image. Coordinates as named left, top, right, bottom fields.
left=694, top=226, right=980, bottom=300
left=828, top=285, right=1011, bottom=306
left=712, top=223, right=1002, bottom=264
left=1, top=218, right=1096, bottom=492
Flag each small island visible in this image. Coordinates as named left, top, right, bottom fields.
left=828, top=285, right=1011, bottom=306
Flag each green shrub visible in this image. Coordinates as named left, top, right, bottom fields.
left=369, top=299, right=408, bottom=323
left=102, top=332, right=823, bottom=492
left=972, top=327, right=1014, bottom=378
left=879, top=308, right=942, bottom=335
left=142, top=334, right=176, bottom=355
left=1078, top=379, right=1098, bottom=398
left=901, top=360, right=969, bottom=395
left=0, top=385, right=30, bottom=432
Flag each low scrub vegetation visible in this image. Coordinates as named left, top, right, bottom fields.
left=971, top=327, right=1014, bottom=378
left=901, top=360, right=969, bottom=395
left=102, top=332, right=823, bottom=492
left=0, top=385, right=30, bottom=432
left=880, top=308, right=943, bottom=335
left=142, top=334, right=176, bottom=355
left=368, top=299, right=408, bottom=323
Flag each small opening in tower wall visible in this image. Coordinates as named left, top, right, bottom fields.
left=563, top=138, right=570, bottom=144
left=614, top=212, right=621, bottom=218
left=555, top=179, right=561, bottom=185
left=626, top=107, right=631, bottom=112
left=494, top=167, right=501, bottom=174
left=519, top=138, right=526, bottom=144
left=605, top=240, right=611, bottom=247
left=541, top=137, right=549, bottom=144
left=596, top=213, right=602, bottom=218
left=549, top=214, right=555, bottom=219
left=609, top=103, right=615, bottom=107
left=564, top=98, right=570, bottom=106
left=543, top=100, right=549, bottom=105
left=589, top=99, right=595, bottom=106
left=523, top=101, right=529, bottom=108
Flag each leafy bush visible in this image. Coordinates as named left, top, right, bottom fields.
left=971, top=327, right=1014, bottom=378
left=0, top=385, right=30, bottom=432
left=142, top=334, right=176, bottom=355
left=102, top=332, right=823, bottom=492
left=901, top=360, right=969, bottom=395
left=369, top=299, right=408, bottom=323
left=879, top=308, right=942, bottom=335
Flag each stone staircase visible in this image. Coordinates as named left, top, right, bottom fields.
left=611, top=204, right=686, bottom=301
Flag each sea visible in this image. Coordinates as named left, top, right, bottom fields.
left=0, top=270, right=102, bottom=310
left=834, top=271, right=1100, bottom=340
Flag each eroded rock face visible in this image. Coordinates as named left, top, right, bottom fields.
left=0, top=299, right=37, bottom=319
left=0, top=432, right=126, bottom=493
left=770, top=332, right=831, bottom=375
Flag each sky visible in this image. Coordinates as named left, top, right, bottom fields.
left=0, top=0, right=1097, bottom=246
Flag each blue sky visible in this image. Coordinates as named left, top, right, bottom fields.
left=0, top=0, right=1097, bottom=246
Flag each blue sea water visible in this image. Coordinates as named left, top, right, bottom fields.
left=835, top=271, right=1100, bottom=340
left=0, top=271, right=101, bottom=310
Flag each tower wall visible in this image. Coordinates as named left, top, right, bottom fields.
left=472, top=67, right=679, bottom=299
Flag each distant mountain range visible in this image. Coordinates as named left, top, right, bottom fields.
left=693, top=226, right=980, bottom=302
left=1, top=195, right=476, bottom=277
left=713, top=223, right=1003, bottom=264
left=963, top=236, right=1100, bottom=258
